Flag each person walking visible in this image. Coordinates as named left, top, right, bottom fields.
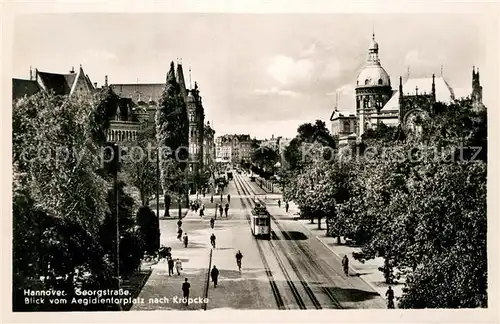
left=210, top=217, right=215, bottom=229
left=278, top=199, right=281, bottom=208
left=210, top=196, right=213, bottom=204
left=235, top=250, right=243, bottom=271
left=167, top=257, right=174, bottom=276
left=210, top=265, right=219, bottom=288
left=285, top=202, right=289, bottom=213
left=177, top=227, right=183, bottom=241
left=386, top=286, right=395, bottom=309
left=199, top=206, right=204, bottom=217
left=210, top=233, right=216, bottom=248
left=177, top=219, right=183, bottom=228
left=175, top=258, right=183, bottom=275
left=183, top=233, right=189, bottom=248
left=342, top=255, right=349, bottom=276
left=219, top=204, right=223, bottom=218
left=182, top=278, right=190, bottom=305
left=224, top=203, right=229, bottom=217
left=227, top=194, right=231, bottom=203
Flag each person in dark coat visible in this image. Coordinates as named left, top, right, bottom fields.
left=224, top=203, right=229, bottom=217
left=386, top=286, right=395, bottom=309
left=227, top=194, right=231, bottom=203
left=211, top=265, right=219, bottom=288
left=219, top=205, right=223, bottom=217
left=177, top=219, right=182, bottom=228
left=183, top=233, right=188, bottom=248
left=210, top=196, right=214, bottom=204
left=285, top=202, right=289, bottom=213
left=278, top=199, right=281, bottom=208
left=210, top=233, right=216, bottom=248
left=342, top=255, right=349, bottom=276
left=167, top=257, right=174, bottom=276
left=182, top=278, right=190, bottom=305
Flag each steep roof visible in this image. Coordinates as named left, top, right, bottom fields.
left=37, top=71, right=74, bottom=95
left=12, top=79, right=41, bottom=99
left=109, top=83, right=165, bottom=103
left=381, top=76, right=455, bottom=112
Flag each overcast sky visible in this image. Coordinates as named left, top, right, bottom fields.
left=13, top=13, right=494, bottom=139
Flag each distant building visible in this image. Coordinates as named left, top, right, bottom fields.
left=215, top=134, right=253, bottom=164
left=330, top=33, right=485, bottom=145
left=203, top=121, right=216, bottom=170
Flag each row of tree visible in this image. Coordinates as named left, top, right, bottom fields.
left=280, top=99, right=487, bottom=308
left=12, top=61, right=188, bottom=310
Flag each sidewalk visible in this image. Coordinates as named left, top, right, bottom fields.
left=131, top=209, right=212, bottom=311
left=264, top=197, right=403, bottom=308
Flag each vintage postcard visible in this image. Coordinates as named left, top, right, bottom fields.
left=3, top=1, right=498, bottom=323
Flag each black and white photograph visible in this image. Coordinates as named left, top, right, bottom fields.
left=5, top=2, right=497, bottom=322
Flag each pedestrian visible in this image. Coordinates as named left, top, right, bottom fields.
left=386, top=286, right=395, bottom=309
left=203, top=190, right=206, bottom=198
left=219, top=205, right=223, bottom=217
left=342, top=255, right=349, bottom=276
left=210, top=196, right=213, bottom=204
left=224, top=203, right=229, bottom=217
left=167, top=257, right=174, bottom=276
left=210, top=233, right=216, bottom=248
left=227, top=194, right=231, bottom=203
left=200, top=207, right=204, bottom=217
left=211, top=265, right=219, bottom=288
left=285, top=202, right=289, bottom=213
left=177, top=227, right=183, bottom=241
left=175, top=258, right=183, bottom=275
left=183, top=233, right=189, bottom=248
left=182, top=278, right=190, bottom=305
left=177, top=219, right=182, bottom=228
left=278, top=199, right=281, bottom=208
left=166, top=247, right=172, bottom=260
left=210, top=217, right=215, bottom=229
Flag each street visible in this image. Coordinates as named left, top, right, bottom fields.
left=132, top=171, right=386, bottom=310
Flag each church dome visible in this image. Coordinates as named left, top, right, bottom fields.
left=356, top=65, right=391, bottom=87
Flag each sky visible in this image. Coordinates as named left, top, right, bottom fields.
left=12, top=13, right=495, bottom=139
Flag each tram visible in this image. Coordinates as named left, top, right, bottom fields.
left=250, top=202, right=271, bottom=240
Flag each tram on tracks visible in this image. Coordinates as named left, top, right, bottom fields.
left=250, top=202, right=271, bottom=240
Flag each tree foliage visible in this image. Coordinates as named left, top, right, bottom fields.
left=155, top=62, right=189, bottom=215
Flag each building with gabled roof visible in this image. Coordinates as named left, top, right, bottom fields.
left=12, top=65, right=96, bottom=100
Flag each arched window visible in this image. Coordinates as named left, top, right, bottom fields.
left=363, top=97, right=370, bottom=108
left=343, top=121, right=351, bottom=133
left=364, top=79, right=370, bottom=85
left=378, top=79, right=383, bottom=85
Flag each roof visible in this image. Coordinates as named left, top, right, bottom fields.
left=12, top=79, right=41, bottom=99
left=381, top=76, right=455, bottom=112
left=37, top=71, right=74, bottom=95
left=109, top=83, right=165, bottom=103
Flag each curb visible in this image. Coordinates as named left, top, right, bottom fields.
left=203, top=249, right=213, bottom=311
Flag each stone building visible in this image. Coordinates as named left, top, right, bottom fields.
left=330, top=33, right=485, bottom=146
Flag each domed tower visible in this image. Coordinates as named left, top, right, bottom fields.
left=355, top=33, right=393, bottom=136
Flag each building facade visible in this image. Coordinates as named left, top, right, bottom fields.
left=215, top=134, right=253, bottom=164
left=330, top=33, right=485, bottom=145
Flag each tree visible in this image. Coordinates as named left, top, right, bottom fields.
left=136, top=206, right=160, bottom=255
left=156, top=62, right=189, bottom=216
left=12, top=91, right=115, bottom=310
left=122, top=130, right=158, bottom=206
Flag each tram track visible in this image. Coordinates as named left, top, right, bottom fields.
left=235, top=173, right=308, bottom=310
left=233, top=174, right=286, bottom=310
left=239, top=174, right=344, bottom=309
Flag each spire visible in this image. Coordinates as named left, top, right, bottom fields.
left=432, top=74, right=436, bottom=98
left=407, top=66, right=410, bottom=80
left=440, top=64, right=444, bottom=77
left=176, top=61, right=187, bottom=99
left=189, top=66, right=192, bottom=89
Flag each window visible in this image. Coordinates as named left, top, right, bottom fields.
left=378, top=79, right=383, bottom=85
left=364, top=79, right=370, bottom=85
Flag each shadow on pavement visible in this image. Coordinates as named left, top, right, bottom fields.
left=323, top=286, right=380, bottom=302
left=281, top=231, right=308, bottom=240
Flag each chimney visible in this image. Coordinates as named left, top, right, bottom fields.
left=94, top=82, right=98, bottom=88
left=35, top=68, right=38, bottom=81
left=70, top=66, right=75, bottom=74
left=29, top=66, right=33, bottom=80
left=104, top=75, right=108, bottom=86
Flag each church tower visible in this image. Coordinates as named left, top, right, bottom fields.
left=355, top=33, right=393, bottom=136
left=472, top=66, right=484, bottom=111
